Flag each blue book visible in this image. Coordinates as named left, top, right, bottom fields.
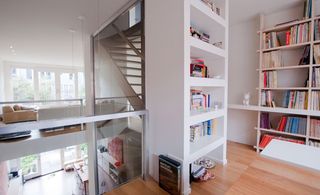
left=285, top=117, right=291, bottom=132
left=292, top=118, right=298, bottom=134
left=207, top=120, right=212, bottom=135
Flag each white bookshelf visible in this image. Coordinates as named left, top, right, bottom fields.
left=145, top=0, right=228, bottom=193
left=248, top=0, right=320, bottom=152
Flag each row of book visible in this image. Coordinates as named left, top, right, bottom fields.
left=311, top=91, right=320, bottom=111
left=310, top=119, right=320, bottom=138
left=288, top=23, right=311, bottom=45
left=303, top=0, right=312, bottom=19
left=263, top=32, right=279, bottom=49
left=259, top=134, right=305, bottom=148
left=312, top=68, right=320, bottom=87
left=262, top=51, right=283, bottom=69
left=261, top=71, right=277, bottom=88
left=190, top=59, right=209, bottom=78
left=276, top=116, right=307, bottom=135
left=282, top=91, right=308, bottom=110
left=190, top=119, right=217, bottom=142
left=315, top=19, right=320, bottom=41
left=261, top=90, right=275, bottom=107
left=190, top=89, right=212, bottom=111
left=314, top=44, right=320, bottom=65
left=309, top=140, right=320, bottom=148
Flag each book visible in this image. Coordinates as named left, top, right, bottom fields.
left=259, top=134, right=305, bottom=148
left=159, top=155, right=181, bottom=195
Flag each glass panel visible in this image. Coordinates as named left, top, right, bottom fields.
left=11, top=68, right=34, bottom=101
left=94, top=1, right=144, bottom=115
left=38, top=71, right=56, bottom=100
left=60, top=73, right=76, bottom=100
left=96, top=115, right=143, bottom=194
left=40, top=149, right=62, bottom=175
left=20, top=155, right=40, bottom=180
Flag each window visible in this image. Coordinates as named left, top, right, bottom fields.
left=78, top=72, right=85, bottom=99
left=60, top=73, right=75, bottom=99
left=11, top=68, right=35, bottom=101
left=38, top=71, right=56, bottom=100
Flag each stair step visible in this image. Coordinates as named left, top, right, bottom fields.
left=130, top=83, right=142, bottom=86
left=119, top=66, right=142, bottom=71
left=124, top=74, right=142, bottom=78
left=109, top=53, right=139, bottom=57
left=109, top=47, right=142, bottom=51
left=115, top=59, right=141, bottom=64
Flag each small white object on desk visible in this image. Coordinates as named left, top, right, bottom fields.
left=261, top=139, right=320, bottom=171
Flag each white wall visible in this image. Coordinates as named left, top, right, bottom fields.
left=227, top=18, right=259, bottom=145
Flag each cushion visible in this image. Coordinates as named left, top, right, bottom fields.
left=13, top=105, right=22, bottom=111
left=2, top=106, right=14, bottom=113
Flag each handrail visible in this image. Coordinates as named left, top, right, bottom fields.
left=0, top=99, right=83, bottom=105
left=0, top=110, right=148, bottom=135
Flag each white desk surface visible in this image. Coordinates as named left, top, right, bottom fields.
left=261, top=139, right=320, bottom=171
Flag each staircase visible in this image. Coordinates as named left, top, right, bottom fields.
left=100, top=22, right=144, bottom=109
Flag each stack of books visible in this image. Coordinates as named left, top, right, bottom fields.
left=190, top=89, right=212, bottom=111
left=190, top=119, right=217, bottom=142
left=259, top=134, right=305, bottom=148
left=276, top=116, right=307, bottom=135
left=190, top=59, right=208, bottom=78
left=311, top=91, right=320, bottom=110
left=310, top=119, right=320, bottom=138
left=261, top=90, right=275, bottom=107
left=315, top=19, right=320, bottom=41
left=263, top=32, right=280, bottom=49
left=309, top=140, right=320, bottom=147
left=289, top=23, right=311, bottom=45
left=261, top=71, right=277, bottom=88
left=190, top=26, right=210, bottom=43
left=314, top=45, right=320, bottom=65
left=263, top=51, right=283, bottom=69
left=303, top=0, right=312, bottom=19
left=282, top=91, right=308, bottom=109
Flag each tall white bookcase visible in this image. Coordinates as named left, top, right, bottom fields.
left=146, top=0, right=228, bottom=194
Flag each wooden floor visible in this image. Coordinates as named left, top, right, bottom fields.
left=105, top=141, right=320, bottom=195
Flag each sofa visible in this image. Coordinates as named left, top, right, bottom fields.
left=2, top=105, right=38, bottom=124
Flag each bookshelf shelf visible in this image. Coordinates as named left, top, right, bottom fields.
left=309, top=136, right=320, bottom=141
left=257, top=65, right=310, bottom=71
left=312, top=64, right=320, bottom=67
left=189, top=136, right=224, bottom=163
left=189, top=109, right=225, bottom=126
left=255, top=127, right=307, bottom=138
left=228, top=104, right=320, bottom=116
left=189, top=77, right=225, bottom=87
left=258, top=42, right=311, bottom=52
left=260, top=18, right=312, bottom=33
left=314, top=40, right=320, bottom=44
left=259, top=87, right=309, bottom=91
left=190, top=36, right=226, bottom=59
left=190, top=0, right=226, bottom=28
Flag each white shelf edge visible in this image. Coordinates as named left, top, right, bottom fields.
left=188, top=136, right=225, bottom=163
left=255, top=127, right=307, bottom=138
left=0, top=130, right=86, bottom=162
left=259, top=18, right=312, bottom=33
left=189, top=77, right=225, bottom=87
left=228, top=104, right=320, bottom=116
left=190, top=0, right=226, bottom=28
left=189, top=109, right=225, bottom=126
left=190, top=37, right=226, bottom=58
left=258, top=42, right=311, bottom=52
left=257, top=64, right=311, bottom=71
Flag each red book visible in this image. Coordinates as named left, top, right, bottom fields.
left=286, top=31, right=291, bottom=45
left=279, top=116, right=287, bottom=132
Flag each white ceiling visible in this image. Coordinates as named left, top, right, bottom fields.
left=0, top=0, right=304, bottom=66
left=0, top=0, right=130, bottom=66
left=230, top=0, right=302, bottom=25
